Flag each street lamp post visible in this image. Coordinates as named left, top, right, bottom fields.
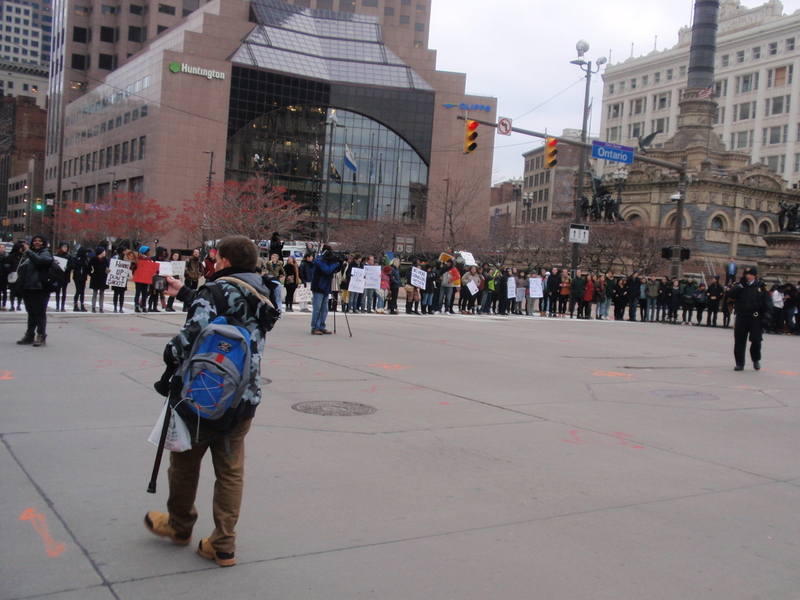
left=612, top=168, right=628, bottom=201
left=201, top=151, right=215, bottom=249
left=442, top=177, right=450, bottom=245
left=322, top=112, right=339, bottom=244
left=569, top=40, right=606, bottom=275
left=523, top=192, right=533, bottom=222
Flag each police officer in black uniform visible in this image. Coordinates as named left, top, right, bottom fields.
left=727, top=266, right=772, bottom=371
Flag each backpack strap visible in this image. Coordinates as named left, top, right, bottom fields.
left=211, top=276, right=279, bottom=334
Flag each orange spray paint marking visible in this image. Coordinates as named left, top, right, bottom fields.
left=592, top=371, right=633, bottom=379
left=564, top=430, right=644, bottom=450
left=368, top=362, right=412, bottom=371
left=0, top=371, right=13, bottom=380
left=20, top=508, right=66, bottom=557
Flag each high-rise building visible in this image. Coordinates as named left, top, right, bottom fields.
left=44, top=0, right=495, bottom=248
left=599, top=0, right=800, bottom=187
left=0, top=0, right=51, bottom=67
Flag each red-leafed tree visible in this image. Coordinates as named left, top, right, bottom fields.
left=102, top=192, right=171, bottom=246
left=174, top=177, right=306, bottom=247
left=58, top=193, right=171, bottom=248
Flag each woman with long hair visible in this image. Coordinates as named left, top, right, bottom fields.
left=283, top=256, right=299, bottom=312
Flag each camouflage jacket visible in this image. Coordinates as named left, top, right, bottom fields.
left=166, top=267, right=273, bottom=415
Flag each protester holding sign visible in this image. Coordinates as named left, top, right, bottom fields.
left=165, top=252, right=183, bottom=312
left=109, top=249, right=135, bottom=313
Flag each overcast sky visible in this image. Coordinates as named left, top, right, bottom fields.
left=428, top=0, right=800, bottom=184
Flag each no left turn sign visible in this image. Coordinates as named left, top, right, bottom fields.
left=497, top=117, right=512, bottom=136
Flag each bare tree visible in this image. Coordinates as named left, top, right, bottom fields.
left=427, top=172, right=490, bottom=252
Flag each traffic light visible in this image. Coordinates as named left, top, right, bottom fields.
left=463, top=119, right=478, bottom=153
left=75, top=206, right=82, bottom=213
left=544, top=137, right=558, bottom=168
left=661, top=247, right=673, bottom=259
left=35, top=199, right=43, bottom=210
left=680, top=248, right=691, bottom=261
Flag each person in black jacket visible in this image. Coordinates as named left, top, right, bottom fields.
left=627, top=270, right=641, bottom=321
left=728, top=266, right=773, bottom=371
left=547, top=267, right=561, bottom=317
left=89, top=246, right=110, bottom=313
left=706, top=276, right=725, bottom=327
left=16, top=234, right=54, bottom=346
left=72, top=247, right=90, bottom=311
left=53, top=242, right=74, bottom=312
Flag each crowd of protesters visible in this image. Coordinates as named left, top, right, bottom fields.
left=327, top=256, right=799, bottom=335
left=4, top=235, right=799, bottom=338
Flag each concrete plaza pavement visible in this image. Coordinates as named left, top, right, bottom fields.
left=1, top=304, right=799, bottom=599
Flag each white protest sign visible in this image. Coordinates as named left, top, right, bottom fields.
left=506, top=278, right=517, bottom=299
left=467, top=280, right=479, bottom=296
left=294, top=284, right=313, bottom=303
left=460, top=251, right=477, bottom=267
left=529, top=277, right=544, bottom=298
left=106, top=259, right=131, bottom=287
left=348, top=268, right=366, bottom=294
left=158, top=261, right=172, bottom=276
left=410, top=266, right=426, bottom=290
left=364, top=265, right=381, bottom=289
left=170, top=261, right=186, bottom=278
left=53, top=256, right=68, bottom=270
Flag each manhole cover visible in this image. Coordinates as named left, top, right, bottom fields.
left=650, top=389, right=719, bottom=402
left=141, top=333, right=175, bottom=337
left=292, top=401, right=376, bottom=416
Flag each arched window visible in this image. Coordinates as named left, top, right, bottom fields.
left=710, top=216, right=724, bottom=230
left=739, top=220, right=753, bottom=234
left=758, top=222, right=771, bottom=236
left=628, top=214, right=644, bottom=226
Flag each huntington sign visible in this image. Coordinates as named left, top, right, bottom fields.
left=169, top=61, right=226, bottom=81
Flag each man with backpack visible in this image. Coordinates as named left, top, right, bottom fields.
left=144, top=236, right=276, bottom=567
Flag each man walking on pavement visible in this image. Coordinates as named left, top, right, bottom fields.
left=728, top=266, right=772, bottom=371
left=144, top=235, right=276, bottom=567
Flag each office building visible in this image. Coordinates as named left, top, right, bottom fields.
left=599, top=0, right=800, bottom=186
left=44, top=0, right=495, bottom=249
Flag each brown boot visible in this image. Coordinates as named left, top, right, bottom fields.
left=16, top=333, right=34, bottom=345
left=33, top=334, right=46, bottom=347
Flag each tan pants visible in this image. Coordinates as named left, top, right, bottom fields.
left=167, top=418, right=252, bottom=554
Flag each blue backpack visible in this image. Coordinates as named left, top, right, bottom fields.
left=179, top=315, right=250, bottom=421
left=172, top=282, right=256, bottom=439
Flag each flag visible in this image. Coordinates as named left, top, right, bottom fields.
left=344, top=143, right=358, bottom=172
left=698, top=86, right=713, bottom=99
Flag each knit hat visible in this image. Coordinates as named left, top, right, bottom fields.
left=743, top=266, right=758, bottom=276
left=139, top=245, right=150, bottom=254
left=31, top=234, right=48, bottom=247
left=95, top=246, right=106, bottom=255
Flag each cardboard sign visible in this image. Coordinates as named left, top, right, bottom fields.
left=364, top=265, right=381, bottom=289
left=170, top=261, right=185, bottom=278
left=410, top=266, right=426, bottom=290
left=294, top=284, right=312, bottom=303
left=348, top=268, right=366, bottom=294
left=467, top=280, right=479, bottom=296
left=107, top=259, right=131, bottom=287
left=529, top=277, right=544, bottom=298
left=132, top=259, right=159, bottom=284
left=460, top=251, right=477, bottom=267
left=438, top=252, right=453, bottom=263
left=507, top=278, right=517, bottom=299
